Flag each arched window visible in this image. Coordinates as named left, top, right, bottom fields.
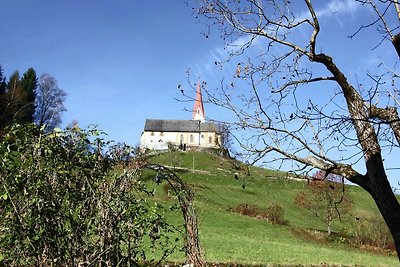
left=190, top=134, right=194, bottom=143
left=208, top=136, right=212, bottom=144
left=180, top=134, right=184, bottom=143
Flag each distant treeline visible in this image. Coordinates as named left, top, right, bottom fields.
left=0, top=65, right=66, bottom=133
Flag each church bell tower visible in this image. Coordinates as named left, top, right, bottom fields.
left=192, top=81, right=205, bottom=122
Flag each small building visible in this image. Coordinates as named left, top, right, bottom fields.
left=140, top=82, right=222, bottom=151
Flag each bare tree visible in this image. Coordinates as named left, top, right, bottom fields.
left=34, top=73, right=66, bottom=132
left=192, top=0, right=400, bottom=259
left=218, top=122, right=234, bottom=155
left=295, top=171, right=352, bottom=236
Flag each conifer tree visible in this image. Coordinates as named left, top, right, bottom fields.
left=19, top=68, right=38, bottom=123
left=2, top=69, right=38, bottom=126
left=0, top=67, right=38, bottom=131
left=1, top=71, right=21, bottom=127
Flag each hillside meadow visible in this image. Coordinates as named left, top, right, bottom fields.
left=140, top=150, right=398, bottom=266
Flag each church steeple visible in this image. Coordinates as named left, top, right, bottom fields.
left=192, top=81, right=205, bottom=122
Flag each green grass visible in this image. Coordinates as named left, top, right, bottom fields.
left=143, top=150, right=398, bottom=266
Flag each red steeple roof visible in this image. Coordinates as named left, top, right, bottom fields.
left=192, top=81, right=205, bottom=122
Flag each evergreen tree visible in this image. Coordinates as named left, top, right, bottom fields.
left=19, top=68, right=38, bottom=123
left=0, top=67, right=38, bottom=132
left=0, top=71, right=21, bottom=129
left=1, top=69, right=38, bottom=126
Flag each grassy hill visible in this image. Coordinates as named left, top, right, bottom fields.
left=142, top=150, right=398, bottom=266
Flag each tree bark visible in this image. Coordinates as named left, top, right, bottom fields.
left=369, top=105, right=400, bottom=146
left=392, top=33, right=400, bottom=58
left=362, top=153, right=400, bottom=258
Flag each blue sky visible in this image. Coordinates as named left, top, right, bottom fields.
left=1, top=1, right=400, bottom=185
left=1, top=0, right=222, bottom=145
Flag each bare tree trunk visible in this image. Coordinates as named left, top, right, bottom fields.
left=327, top=198, right=333, bottom=237
left=362, top=154, right=400, bottom=258
left=313, top=53, right=400, bottom=259
left=392, top=33, right=400, bottom=58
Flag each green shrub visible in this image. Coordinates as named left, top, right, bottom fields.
left=0, top=123, right=177, bottom=266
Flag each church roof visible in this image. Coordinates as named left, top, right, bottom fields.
left=144, top=119, right=219, bottom=133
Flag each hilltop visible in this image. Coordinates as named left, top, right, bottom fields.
left=142, top=150, right=398, bottom=266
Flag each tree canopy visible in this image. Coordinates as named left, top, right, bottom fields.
left=0, top=68, right=37, bottom=129
left=34, top=73, right=67, bottom=132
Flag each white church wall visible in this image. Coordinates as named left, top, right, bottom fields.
left=140, top=130, right=221, bottom=150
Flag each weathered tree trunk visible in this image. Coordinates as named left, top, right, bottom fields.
left=392, top=33, right=400, bottom=58
left=362, top=154, right=400, bottom=258
left=313, top=53, right=400, bottom=259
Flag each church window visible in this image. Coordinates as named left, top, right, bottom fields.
left=150, top=132, right=154, bottom=136
left=190, top=134, right=194, bottom=143
left=201, top=134, right=204, bottom=139
left=209, top=136, right=212, bottom=144
left=160, top=132, right=164, bottom=136
left=180, top=134, right=184, bottom=143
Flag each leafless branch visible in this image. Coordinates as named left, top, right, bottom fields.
left=272, top=76, right=336, bottom=93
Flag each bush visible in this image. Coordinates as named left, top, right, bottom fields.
left=229, top=203, right=287, bottom=225
left=265, top=203, right=287, bottom=225
left=352, top=213, right=394, bottom=249
left=0, top=124, right=177, bottom=266
left=231, top=204, right=259, bottom=217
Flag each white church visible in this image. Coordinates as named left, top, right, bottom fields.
left=140, top=82, right=222, bottom=151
